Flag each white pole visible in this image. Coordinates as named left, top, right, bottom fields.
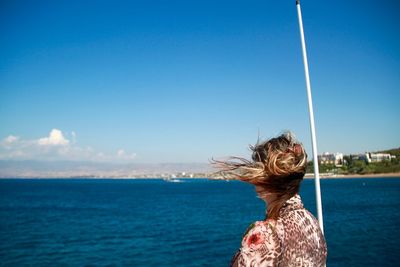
left=295, top=0, right=324, bottom=233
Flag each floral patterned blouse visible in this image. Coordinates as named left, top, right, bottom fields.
left=230, top=194, right=327, bottom=267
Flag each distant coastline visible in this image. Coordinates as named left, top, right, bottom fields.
left=304, top=172, right=400, bottom=179
left=1, top=172, right=400, bottom=179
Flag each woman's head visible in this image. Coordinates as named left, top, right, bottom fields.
left=212, top=131, right=307, bottom=219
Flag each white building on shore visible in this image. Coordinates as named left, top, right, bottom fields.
left=366, top=153, right=394, bottom=163
left=318, top=152, right=344, bottom=166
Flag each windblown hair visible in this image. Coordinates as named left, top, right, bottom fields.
left=212, top=132, right=307, bottom=220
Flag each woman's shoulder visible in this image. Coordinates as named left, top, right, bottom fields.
left=281, top=206, right=321, bottom=230
left=241, top=220, right=281, bottom=251
left=242, top=220, right=275, bottom=236
left=236, top=219, right=283, bottom=267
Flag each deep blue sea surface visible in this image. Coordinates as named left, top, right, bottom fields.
left=0, top=178, right=399, bottom=266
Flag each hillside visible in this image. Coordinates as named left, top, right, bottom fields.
left=377, top=147, right=400, bottom=158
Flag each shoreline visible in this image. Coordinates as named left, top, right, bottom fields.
left=1, top=172, right=400, bottom=179
left=304, top=172, right=400, bottom=179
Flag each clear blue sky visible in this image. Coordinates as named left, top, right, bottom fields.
left=1, top=0, right=399, bottom=163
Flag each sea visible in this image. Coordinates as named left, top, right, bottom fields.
left=0, top=177, right=399, bottom=267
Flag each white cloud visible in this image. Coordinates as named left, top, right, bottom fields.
left=0, top=129, right=137, bottom=162
left=4, top=135, right=19, bottom=144
left=117, top=149, right=136, bottom=160
left=1, top=135, right=20, bottom=150
left=117, top=149, right=125, bottom=157
left=38, top=129, right=70, bottom=146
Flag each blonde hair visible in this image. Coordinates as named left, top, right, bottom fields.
left=212, top=131, right=307, bottom=219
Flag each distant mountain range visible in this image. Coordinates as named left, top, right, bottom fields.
left=0, top=160, right=213, bottom=178
left=1, top=147, right=398, bottom=178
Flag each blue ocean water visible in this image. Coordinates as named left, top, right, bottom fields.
left=0, top=178, right=399, bottom=267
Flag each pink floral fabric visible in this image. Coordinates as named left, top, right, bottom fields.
left=230, top=194, right=327, bottom=267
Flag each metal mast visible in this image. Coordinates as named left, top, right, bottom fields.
left=295, top=0, right=324, bottom=233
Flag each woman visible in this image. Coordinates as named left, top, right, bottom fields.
left=213, top=132, right=327, bottom=267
